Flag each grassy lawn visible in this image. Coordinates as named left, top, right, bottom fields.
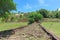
left=41, top=22, right=60, bottom=37
left=0, top=22, right=28, bottom=31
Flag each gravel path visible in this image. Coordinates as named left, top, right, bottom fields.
left=0, top=22, right=52, bottom=40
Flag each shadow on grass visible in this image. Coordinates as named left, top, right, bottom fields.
left=0, top=30, right=15, bottom=38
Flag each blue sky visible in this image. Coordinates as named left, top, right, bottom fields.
left=14, top=0, right=60, bottom=12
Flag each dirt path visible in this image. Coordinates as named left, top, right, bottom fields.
left=0, top=22, right=52, bottom=40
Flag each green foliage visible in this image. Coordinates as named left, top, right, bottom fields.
left=28, top=18, right=34, bottom=24
left=0, top=0, right=16, bottom=17
left=37, top=9, right=48, bottom=18
left=10, top=16, right=14, bottom=22
left=55, top=13, right=58, bottom=18
left=48, top=11, right=56, bottom=18
left=1, top=12, right=10, bottom=22
left=55, top=11, right=60, bottom=18
left=28, top=12, right=43, bottom=24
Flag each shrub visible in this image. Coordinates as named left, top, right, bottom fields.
left=28, top=12, right=43, bottom=24
left=28, top=18, right=34, bottom=24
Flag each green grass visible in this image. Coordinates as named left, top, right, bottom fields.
left=41, top=22, right=60, bottom=37
left=0, top=22, right=27, bottom=31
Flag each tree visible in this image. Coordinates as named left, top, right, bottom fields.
left=28, top=12, right=43, bottom=24
left=48, top=11, right=56, bottom=18
left=55, top=11, right=60, bottom=18
left=0, top=0, right=16, bottom=17
left=1, top=12, right=10, bottom=22
left=37, top=9, right=48, bottom=18
left=55, top=13, right=58, bottom=18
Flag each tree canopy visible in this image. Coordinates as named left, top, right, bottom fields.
left=28, top=12, right=43, bottom=24
left=0, top=0, right=16, bottom=17
left=37, top=9, right=48, bottom=18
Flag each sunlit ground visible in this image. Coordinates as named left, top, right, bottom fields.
left=0, top=22, right=28, bottom=31
left=41, top=22, right=60, bottom=37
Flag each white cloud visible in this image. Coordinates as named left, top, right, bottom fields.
left=38, top=0, right=49, bottom=6
left=24, top=3, right=32, bottom=9
left=38, top=0, right=45, bottom=4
